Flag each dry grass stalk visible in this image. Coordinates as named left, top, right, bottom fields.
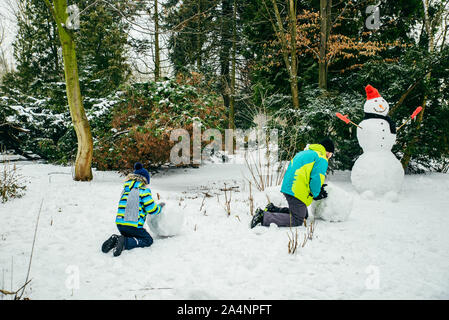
left=0, top=157, right=27, bottom=203
left=248, top=182, right=254, bottom=216
left=244, top=147, right=287, bottom=192
left=300, top=218, right=317, bottom=248
left=0, top=279, right=32, bottom=300
left=202, top=191, right=213, bottom=198
left=287, top=228, right=299, bottom=254
left=0, top=199, right=42, bottom=300
left=222, top=183, right=232, bottom=216
left=17, top=198, right=44, bottom=300
left=301, top=233, right=308, bottom=248
left=199, top=193, right=207, bottom=211
left=239, top=102, right=306, bottom=191
left=1, top=197, right=40, bottom=300
left=307, top=218, right=317, bottom=240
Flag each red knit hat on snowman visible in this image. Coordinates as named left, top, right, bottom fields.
left=364, top=84, right=389, bottom=115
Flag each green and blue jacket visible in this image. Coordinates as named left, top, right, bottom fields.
left=281, top=144, right=329, bottom=206
left=116, top=174, right=161, bottom=228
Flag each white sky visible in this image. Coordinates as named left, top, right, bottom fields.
left=0, top=0, right=171, bottom=79
left=0, top=0, right=18, bottom=69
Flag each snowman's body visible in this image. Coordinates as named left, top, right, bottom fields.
left=350, top=86, right=404, bottom=196
left=357, top=119, right=396, bottom=152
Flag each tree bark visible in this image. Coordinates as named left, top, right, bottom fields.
left=389, top=77, right=423, bottom=116
left=220, top=0, right=232, bottom=112
left=268, top=0, right=300, bottom=109
left=44, top=0, right=93, bottom=181
left=154, top=0, right=161, bottom=81
left=229, top=0, right=236, bottom=130
left=319, top=0, right=332, bottom=90
left=288, top=0, right=299, bottom=108
left=196, top=0, right=202, bottom=69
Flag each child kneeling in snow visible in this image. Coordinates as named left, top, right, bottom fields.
left=251, top=138, right=334, bottom=228
left=101, top=162, right=164, bottom=257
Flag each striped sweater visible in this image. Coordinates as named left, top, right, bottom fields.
left=115, top=174, right=161, bottom=228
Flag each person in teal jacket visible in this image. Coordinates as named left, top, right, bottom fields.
left=251, top=138, right=334, bottom=228
left=101, top=162, right=164, bottom=257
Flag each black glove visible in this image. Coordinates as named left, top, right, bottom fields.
left=159, top=202, right=166, bottom=208
left=313, top=184, right=328, bottom=201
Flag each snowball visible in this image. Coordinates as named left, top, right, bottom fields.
left=312, top=183, right=353, bottom=222
left=146, top=203, right=184, bottom=237
left=351, top=151, right=404, bottom=196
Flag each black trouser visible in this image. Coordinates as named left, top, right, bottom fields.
left=117, top=225, right=153, bottom=250
left=262, top=193, right=308, bottom=227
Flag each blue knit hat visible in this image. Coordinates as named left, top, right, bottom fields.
left=134, top=162, right=150, bottom=184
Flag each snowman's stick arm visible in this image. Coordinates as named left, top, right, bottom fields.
left=396, top=106, right=423, bottom=131
left=349, top=120, right=363, bottom=129
left=336, top=113, right=363, bottom=129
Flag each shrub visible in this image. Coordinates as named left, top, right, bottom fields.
left=93, top=78, right=227, bottom=172
left=264, top=86, right=364, bottom=171
left=0, top=74, right=124, bottom=164
left=0, top=159, right=27, bottom=203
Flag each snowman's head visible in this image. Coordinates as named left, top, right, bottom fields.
left=364, top=85, right=390, bottom=116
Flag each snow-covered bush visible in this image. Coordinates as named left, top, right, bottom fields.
left=0, top=82, right=121, bottom=164
left=269, top=86, right=364, bottom=171
left=0, top=160, right=27, bottom=203
left=0, top=82, right=71, bottom=160
left=93, top=79, right=227, bottom=171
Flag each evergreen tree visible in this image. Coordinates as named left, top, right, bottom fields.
left=164, top=0, right=219, bottom=74
left=0, top=0, right=137, bottom=162
left=164, top=0, right=241, bottom=127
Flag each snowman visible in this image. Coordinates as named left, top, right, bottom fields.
left=350, top=85, right=404, bottom=197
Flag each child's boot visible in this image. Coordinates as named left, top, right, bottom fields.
left=101, top=234, right=119, bottom=253
left=250, top=208, right=265, bottom=229
left=265, top=203, right=277, bottom=212
left=113, top=235, right=126, bottom=257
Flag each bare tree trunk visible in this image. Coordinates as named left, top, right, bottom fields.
left=44, top=0, right=93, bottom=181
left=196, top=0, right=202, bottom=69
left=220, top=0, right=232, bottom=113
left=319, top=0, right=332, bottom=90
left=154, top=0, right=161, bottom=80
left=288, top=0, right=299, bottom=108
left=229, top=0, right=236, bottom=130
left=268, top=0, right=300, bottom=109
left=0, top=23, right=8, bottom=75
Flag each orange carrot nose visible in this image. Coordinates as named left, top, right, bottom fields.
left=379, top=104, right=385, bottom=110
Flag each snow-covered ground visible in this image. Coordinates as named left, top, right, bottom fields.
left=1, top=160, right=448, bottom=300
